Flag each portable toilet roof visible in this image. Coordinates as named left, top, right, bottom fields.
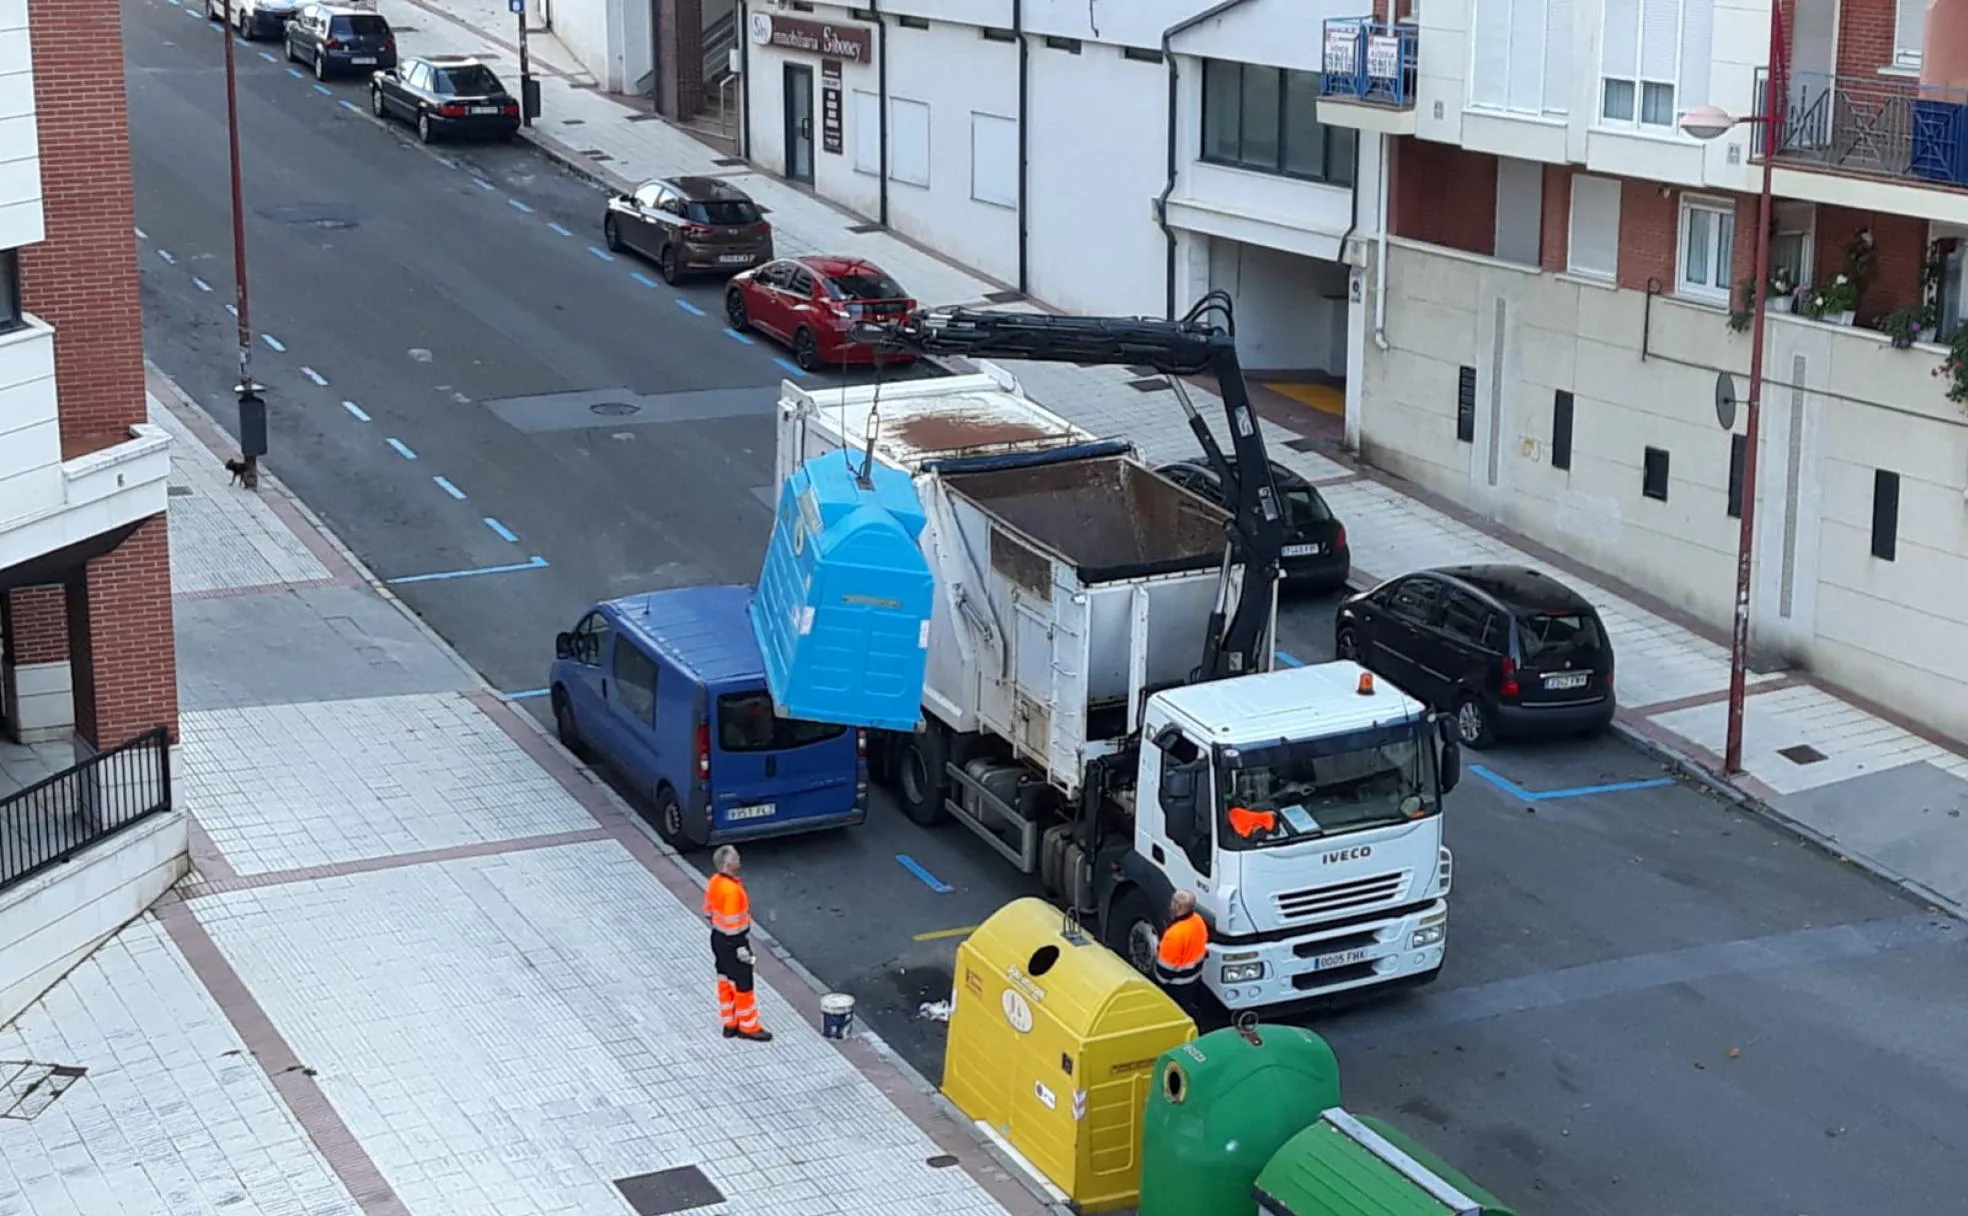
left=1254, top=1108, right=1517, bottom=1216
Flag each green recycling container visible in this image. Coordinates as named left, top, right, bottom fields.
left=1253, top=1107, right=1518, bottom=1216
left=1136, top=1025, right=1344, bottom=1216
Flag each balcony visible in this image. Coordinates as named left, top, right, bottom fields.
left=1317, top=18, right=1418, bottom=136
left=1753, top=69, right=1968, bottom=223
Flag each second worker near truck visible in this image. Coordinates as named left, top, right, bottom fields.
left=1154, top=890, right=1210, bottom=1019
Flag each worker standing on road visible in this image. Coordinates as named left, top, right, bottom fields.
left=1154, top=890, right=1209, bottom=1017
left=704, top=846, right=773, bottom=1043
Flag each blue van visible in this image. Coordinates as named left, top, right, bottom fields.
left=548, top=584, right=868, bottom=850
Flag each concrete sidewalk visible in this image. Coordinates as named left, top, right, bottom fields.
left=379, top=0, right=1968, bottom=919
left=0, top=369, right=1046, bottom=1216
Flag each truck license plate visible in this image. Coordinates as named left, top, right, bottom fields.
left=726, top=803, right=776, bottom=821
left=1544, top=672, right=1589, bottom=690
left=1281, top=543, right=1320, bottom=557
left=1311, top=946, right=1372, bottom=971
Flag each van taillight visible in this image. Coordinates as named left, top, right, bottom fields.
left=856, top=729, right=867, bottom=757
left=1500, top=656, right=1520, bottom=699
left=695, top=723, right=711, bottom=781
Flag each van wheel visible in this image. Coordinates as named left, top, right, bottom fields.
left=652, top=786, right=701, bottom=853
left=1103, top=888, right=1158, bottom=978
left=1454, top=694, right=1496, bottom=750
left=551, top=686, right=585, bottom=756
left=897, top=726, right=950, bottom=827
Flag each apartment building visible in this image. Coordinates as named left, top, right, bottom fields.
left=1320, top=0, right=1968, bottom=740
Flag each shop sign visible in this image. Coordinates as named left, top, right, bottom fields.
left=749, top=13, right=873, bottom=64
left=820, top=59, right=844, bottom=155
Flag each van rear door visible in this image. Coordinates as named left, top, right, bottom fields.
left=1514, top=608, right=1612, bottom=704
left=708, top=690, right=858, bottom=829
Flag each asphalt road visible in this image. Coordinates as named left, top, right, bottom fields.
left=126, top=4, right=1968, bottom=1212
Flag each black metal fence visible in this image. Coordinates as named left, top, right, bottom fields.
left=1, top=728, right=172, bottom=893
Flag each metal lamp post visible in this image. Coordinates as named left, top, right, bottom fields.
left=220, top=2, right=265, bottom=488
left=1677, top=0, right=1785, bottom=776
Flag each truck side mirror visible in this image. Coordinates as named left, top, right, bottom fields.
left=555, top=631, right=575, bottom=661
left=1439, top=738, right=1461, bottom=794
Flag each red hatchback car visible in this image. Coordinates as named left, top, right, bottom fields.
left=724, top=256, right=917, bottom=371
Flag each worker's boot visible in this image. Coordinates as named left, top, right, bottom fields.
left=734, top=1028, right=774, bottom=1043
left=722, top=1027, right=740, bottom=1038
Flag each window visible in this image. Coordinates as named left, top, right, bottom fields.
left=1123, top=46, right=1164, bottom=64
left=1438, top=590, right=1492, bottom=645
left=1456, top=365, right=1477, bottom=442
left=1199, top=59, right=1357, bottom=186
left=851, top=90, right=881, bottom=175
left=1677, top=196, right=1735, bottom=302
left=970, top=112, right=1017, bottom=209
left=1871, top=470, right=1900, bottom=560
left=1469, top=0, right=1573, bottom=117
left=434, top=65, right=501, bottom=95
left=822, top=269, right=906, bottom=300
left=981, top=27, right=1016, bottom=42
left=1566, top=174, right=1621, bottom=280
left=0, top=250, right=21, bottom=334
left=568, top=612, right=610, bottom=666
left=787, top=267, right=816, bottom=296
left=1770, top=200, right=1815, bottom=294
left=889, top=96, right=930, bottom=187
left=1044, top=36, right=1081, bottom=53
left=895, top=14, right=929, bottom=29
left=1726, top=433, right=1746, bottom=518
left=1642, top=446, right=1670, bottom=501
left=717, top=692, right=845, bottom=752
left=1388, top=578, right=1444, bottom=625
left=1895, top=0, right=1925, bottom=69
left=1551, top=390, right=1574, bottom=470
left=1600, top=0, right=1714, bottom=129
left=687, top=199, right=761, bottom=225
left=612, top=642, right=658, bottom=723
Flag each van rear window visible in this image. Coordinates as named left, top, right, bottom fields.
left=1519, top=612, right=1607, bottom=663
left=717, top=692, right=846, bottom=752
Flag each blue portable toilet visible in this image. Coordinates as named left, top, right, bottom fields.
left=749, top=454, right=934, bottom=732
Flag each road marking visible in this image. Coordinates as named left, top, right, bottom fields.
left=339, top=99, right=361, bottom=113
left=287, top=67, right=304, bottom=80
left=134, top=226, right=147, bottom=240
left=234, top=36, right=248, bottom=47
left=629, top=271, right=657, bottom=289
left=436, top=156, right=461, bottom=170
left=259, top=50, right=278, bottom=62
left=675, top=298, right=706, bottom=317
left=504, top=688, right=550, bottom=700
left=722, top=328, right=754, bottom=345
left=895, top=854, right=953, bottom=894
left=385, top=438, right=417, bottom=460
left=546, top=221, right=571, bottom=237
left=313, top=83, right=332, bottom=95
left=507, top=198, right=533, bottom=213
left=156, top=249, right=176, bottom=265
left=387, top=555, right=549, bottom=585
left=191, top=276, right=212, bottom=292
left=1276, top=650, right=1304, bottom=667
left=225, top=303, right=239, bottom=317
left=432, top=476, right=466, bottom=500
left=1468, top=764, right=1678, bottom=803
left=342, top=400, right=371, bottom=422
left=261, top=333, right=286, bottom=352
left=587, top=245, right=614, bottom=262
left=772, top=357, right=806, bottom=378
left=472, top=178, right=496, bottom=191
left=482, top=517, right=519, bottom=543
left=301, top=367, right=327, bottom=386
left=912, top=925, right=980, bottom=943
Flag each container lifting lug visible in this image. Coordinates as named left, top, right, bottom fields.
left=1233, top=1010, right=1263, bottom=1048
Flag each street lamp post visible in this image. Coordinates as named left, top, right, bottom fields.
left=220, top=3, right=266, bottom=489
left=1678, top=0, right=1785, bottom=776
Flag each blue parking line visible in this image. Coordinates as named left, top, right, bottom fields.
left=629, top=271, right=657, bottom=289
left=482, top=517, right=519, bottom=543
left=287, top=67, right=304, bottom=79
left=675, top=298, right=706, bottom=317
left=895, top=854, right=953, bottom=894
left=588, top=245, right=614, bottom=262
left=1276, top=650, right=1304, bottom=668
left=313, top=83, right=332, bottom=95
left=385, top=438, right=417, bottom=460
left=505, top=688, right=550, bottom=700
left=387, top=555, right=548, bottom=585
left=546, top=221, right=571, bottom=237
left=433, top=476, right=466, bottom=500
left=772, top=357, right=806, bottom=378
left=508, top=198, right=533, bottom=213
left=342, top=401, right=371, bottom=422
left=1469, top=764, right=1678, bottom=803
left=722, top=328, right=754, bottom=346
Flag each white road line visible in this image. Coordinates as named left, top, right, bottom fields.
left=301, top=367, right=328, bottom=386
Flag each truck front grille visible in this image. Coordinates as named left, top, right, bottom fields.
left=1274, top=871, right=1410, bottom=920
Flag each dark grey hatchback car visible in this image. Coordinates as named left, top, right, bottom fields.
left=1334, top=565, right=1615, bottom=748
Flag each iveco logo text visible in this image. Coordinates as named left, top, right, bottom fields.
left=1322, top=846, right=1372, bottom=864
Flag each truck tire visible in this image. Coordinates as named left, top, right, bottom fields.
left=898, top=725, right=951, bottom=827
left=1103, top=888, right=1159, bottom=978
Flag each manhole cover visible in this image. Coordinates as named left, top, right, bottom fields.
left=589, top=401, right=640, bottom=416
left=1, top=1062, right=87, bottom=1121
left=168, top=485, right=194, bottom=497
left=1778, top=744, right=1828, bottom=765
left=614, top=1165, right=724, bottom=1215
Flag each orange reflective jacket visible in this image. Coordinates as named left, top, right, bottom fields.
left=1227, top=806, right=1277, bottom=839
left=704, top=873, right=752, bottom=936
left=1155, top=913, right=1208, bottom=987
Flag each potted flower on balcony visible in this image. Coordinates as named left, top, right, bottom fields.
left=1878, top=304, right=1932, bottom=349
left=1727, top=266, right=1797, bottom=332
left=1803, top=272, right=1861, bottom=325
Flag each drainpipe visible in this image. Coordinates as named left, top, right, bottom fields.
left=1014, top=0, right=1029, bottom=294
left=1156, top=0, right=1263, bottom=321
left=1374, top=134, right=1391, bottom=351
left=738, top=0, right=751, bottom=160
left=873, top=0, right=889, bottom=226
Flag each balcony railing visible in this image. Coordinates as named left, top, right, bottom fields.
left=1754, top=68, right=1968, bottom=188
left=1320, top=18, right=1418, bottom=109
left=1, top=727, right=171, bottom=893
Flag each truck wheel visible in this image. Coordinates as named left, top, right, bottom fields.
left=1103, top=888, right=1159, bottom=978
left=897, top=726, right=950, bottom=826
left=651, top=785, right=702, bottom=854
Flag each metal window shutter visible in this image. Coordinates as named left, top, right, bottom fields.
left=1602, top=0, right=1639, bottom=78
left=1471, top=0, right=1510, bottom=106
left=1896, top=0, right=1927, bottom=60
left=1678, top=0, right=1713, bottom=106
left=1640, top=0, right=1679, bottom=82
left=1507, top=0, right=1546, bottom=112
left=1544, top=0, right=1574, bottom=114
left=1567, top=174, right=1621, bottom=279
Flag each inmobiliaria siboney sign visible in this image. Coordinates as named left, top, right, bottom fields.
left=749, top=12, right=873, bottom=64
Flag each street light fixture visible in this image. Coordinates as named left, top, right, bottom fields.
left=1678, top=3, right=1784, bottom=776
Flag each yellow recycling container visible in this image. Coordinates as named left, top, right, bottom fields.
left=941, top=897, right=1196, bottom=1213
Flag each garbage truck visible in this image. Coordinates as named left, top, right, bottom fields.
left=775, top=296, right=1461, bottom=1010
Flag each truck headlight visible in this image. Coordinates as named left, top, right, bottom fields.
left=1220, top=962, right=1266, bottom=984
left=1411, top=925, right=1445, bottom=948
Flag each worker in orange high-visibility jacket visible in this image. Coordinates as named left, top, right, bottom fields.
left=704, top=845, right=773, bottom=1042
left=1154, top=890, right=1209, bottom=1019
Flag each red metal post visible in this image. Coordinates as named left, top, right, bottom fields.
left=221, top=3, right=261, bottom=487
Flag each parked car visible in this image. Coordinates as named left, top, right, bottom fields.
left=548, top=584, right=868, bottom=851
left=370, top=55, right=519, bottom=143
left=1334, top=565, right=1615, bottom=748
left=725, top=256, right=916, bottom=371
left=285, top=3, right=396, bottom=81
left=602, top=177, right=774, bottom=284
left=1156, top=458, right=1350, bottom=592
left=205, top=0, right=297, bottom=40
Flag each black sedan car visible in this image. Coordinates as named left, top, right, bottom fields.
left=285, top=3, right=396, bottom=81
left=1156, top=458, right=1350, bottom=592
left=1334, top=565, right=1616, bottom=748
left=371, top=55, right=520, bottom=143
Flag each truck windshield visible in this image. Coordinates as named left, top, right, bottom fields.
left=1215, top=724, right=1439, bottom=849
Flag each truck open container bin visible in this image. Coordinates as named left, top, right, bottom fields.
left=942, top=897, right=1195, bottom=1213
left=1254, top=1107, right=1518, bottom=1216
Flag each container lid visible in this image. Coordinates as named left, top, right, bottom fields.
left=1253, top=1107, right=1515, bottom=1216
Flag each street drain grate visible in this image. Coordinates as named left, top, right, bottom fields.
left=613, top=1165, right=725, bottom=1215
left=1126, top=364, right=1160, bottom=376
left=561, top=118, right=586, bottom=126
left=1128, top=378, right=1172, bottom=393
left=579, top=149, right=615, bottom=161
left=589, top=402, right=641, bottom=416
left=627, top=113, right=665, bottom=123
left=982, top=290, right=1023, bottom=304
left=1, top=1062, right=87, bottom=1121
left=846, top=222, right=883, bottom=234
left=168, top=485, right=194, bottom=497
left=926, top=1154, right=960, bottom=1169
left=1778, top=744, right=1828, bottom=765
left=1284, top=437, right=1322, bottom=453
left=713, top=156, right=746, bottom=165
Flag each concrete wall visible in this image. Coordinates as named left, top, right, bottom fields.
left=1360, top=236, right=1968, bottom=739
left=743, top=4, right=884, bottom=219
left=0, top=0, right=43, bottom=251
left=0, top=317, right=58, bottom=532
left=1208, top=238, right=1350, bottom=373
left=553, top=0, right=650, bottom=95
left=0, top=807, right=187, bottom=1028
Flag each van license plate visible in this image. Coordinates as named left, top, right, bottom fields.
left=726, top=803, right=776, bottom=821
left=1281, top=543, right=1320, bottom=557
left=1544, top=672, right=1589, bottom=690
left=1311, top=946, right=1372, bottom=971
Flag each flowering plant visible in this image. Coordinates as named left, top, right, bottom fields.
left=1878, top=305, right=1930, bottom=349
left=1803, top=272, right=1859, bottom=319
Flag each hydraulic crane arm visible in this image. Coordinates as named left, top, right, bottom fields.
left=875, top=292, right=1288, bottom=682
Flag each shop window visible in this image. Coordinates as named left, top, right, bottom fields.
left=1200, top=59, right=1356, bottom=187
left=1642, top=446, right=1670, bottom=501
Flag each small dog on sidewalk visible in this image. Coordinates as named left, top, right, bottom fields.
left=224, top=457, right=254, bottom=488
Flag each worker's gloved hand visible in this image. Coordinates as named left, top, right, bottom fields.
left=736, top=947, right=755, bottom=965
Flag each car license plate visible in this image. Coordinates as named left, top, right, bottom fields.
left=719, top=254, right=752, bottom=264
left=470, top=105, right=499, bottom=115
left=1311, top=946, right=1373, bottom=971
left=1545, top=672, right=1589, bottom=690
left=726, top=803, right=776, bottom=821
left=351, top=56, right=376, bottom=64
left=1281, top=543, right=1320, bottom=557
